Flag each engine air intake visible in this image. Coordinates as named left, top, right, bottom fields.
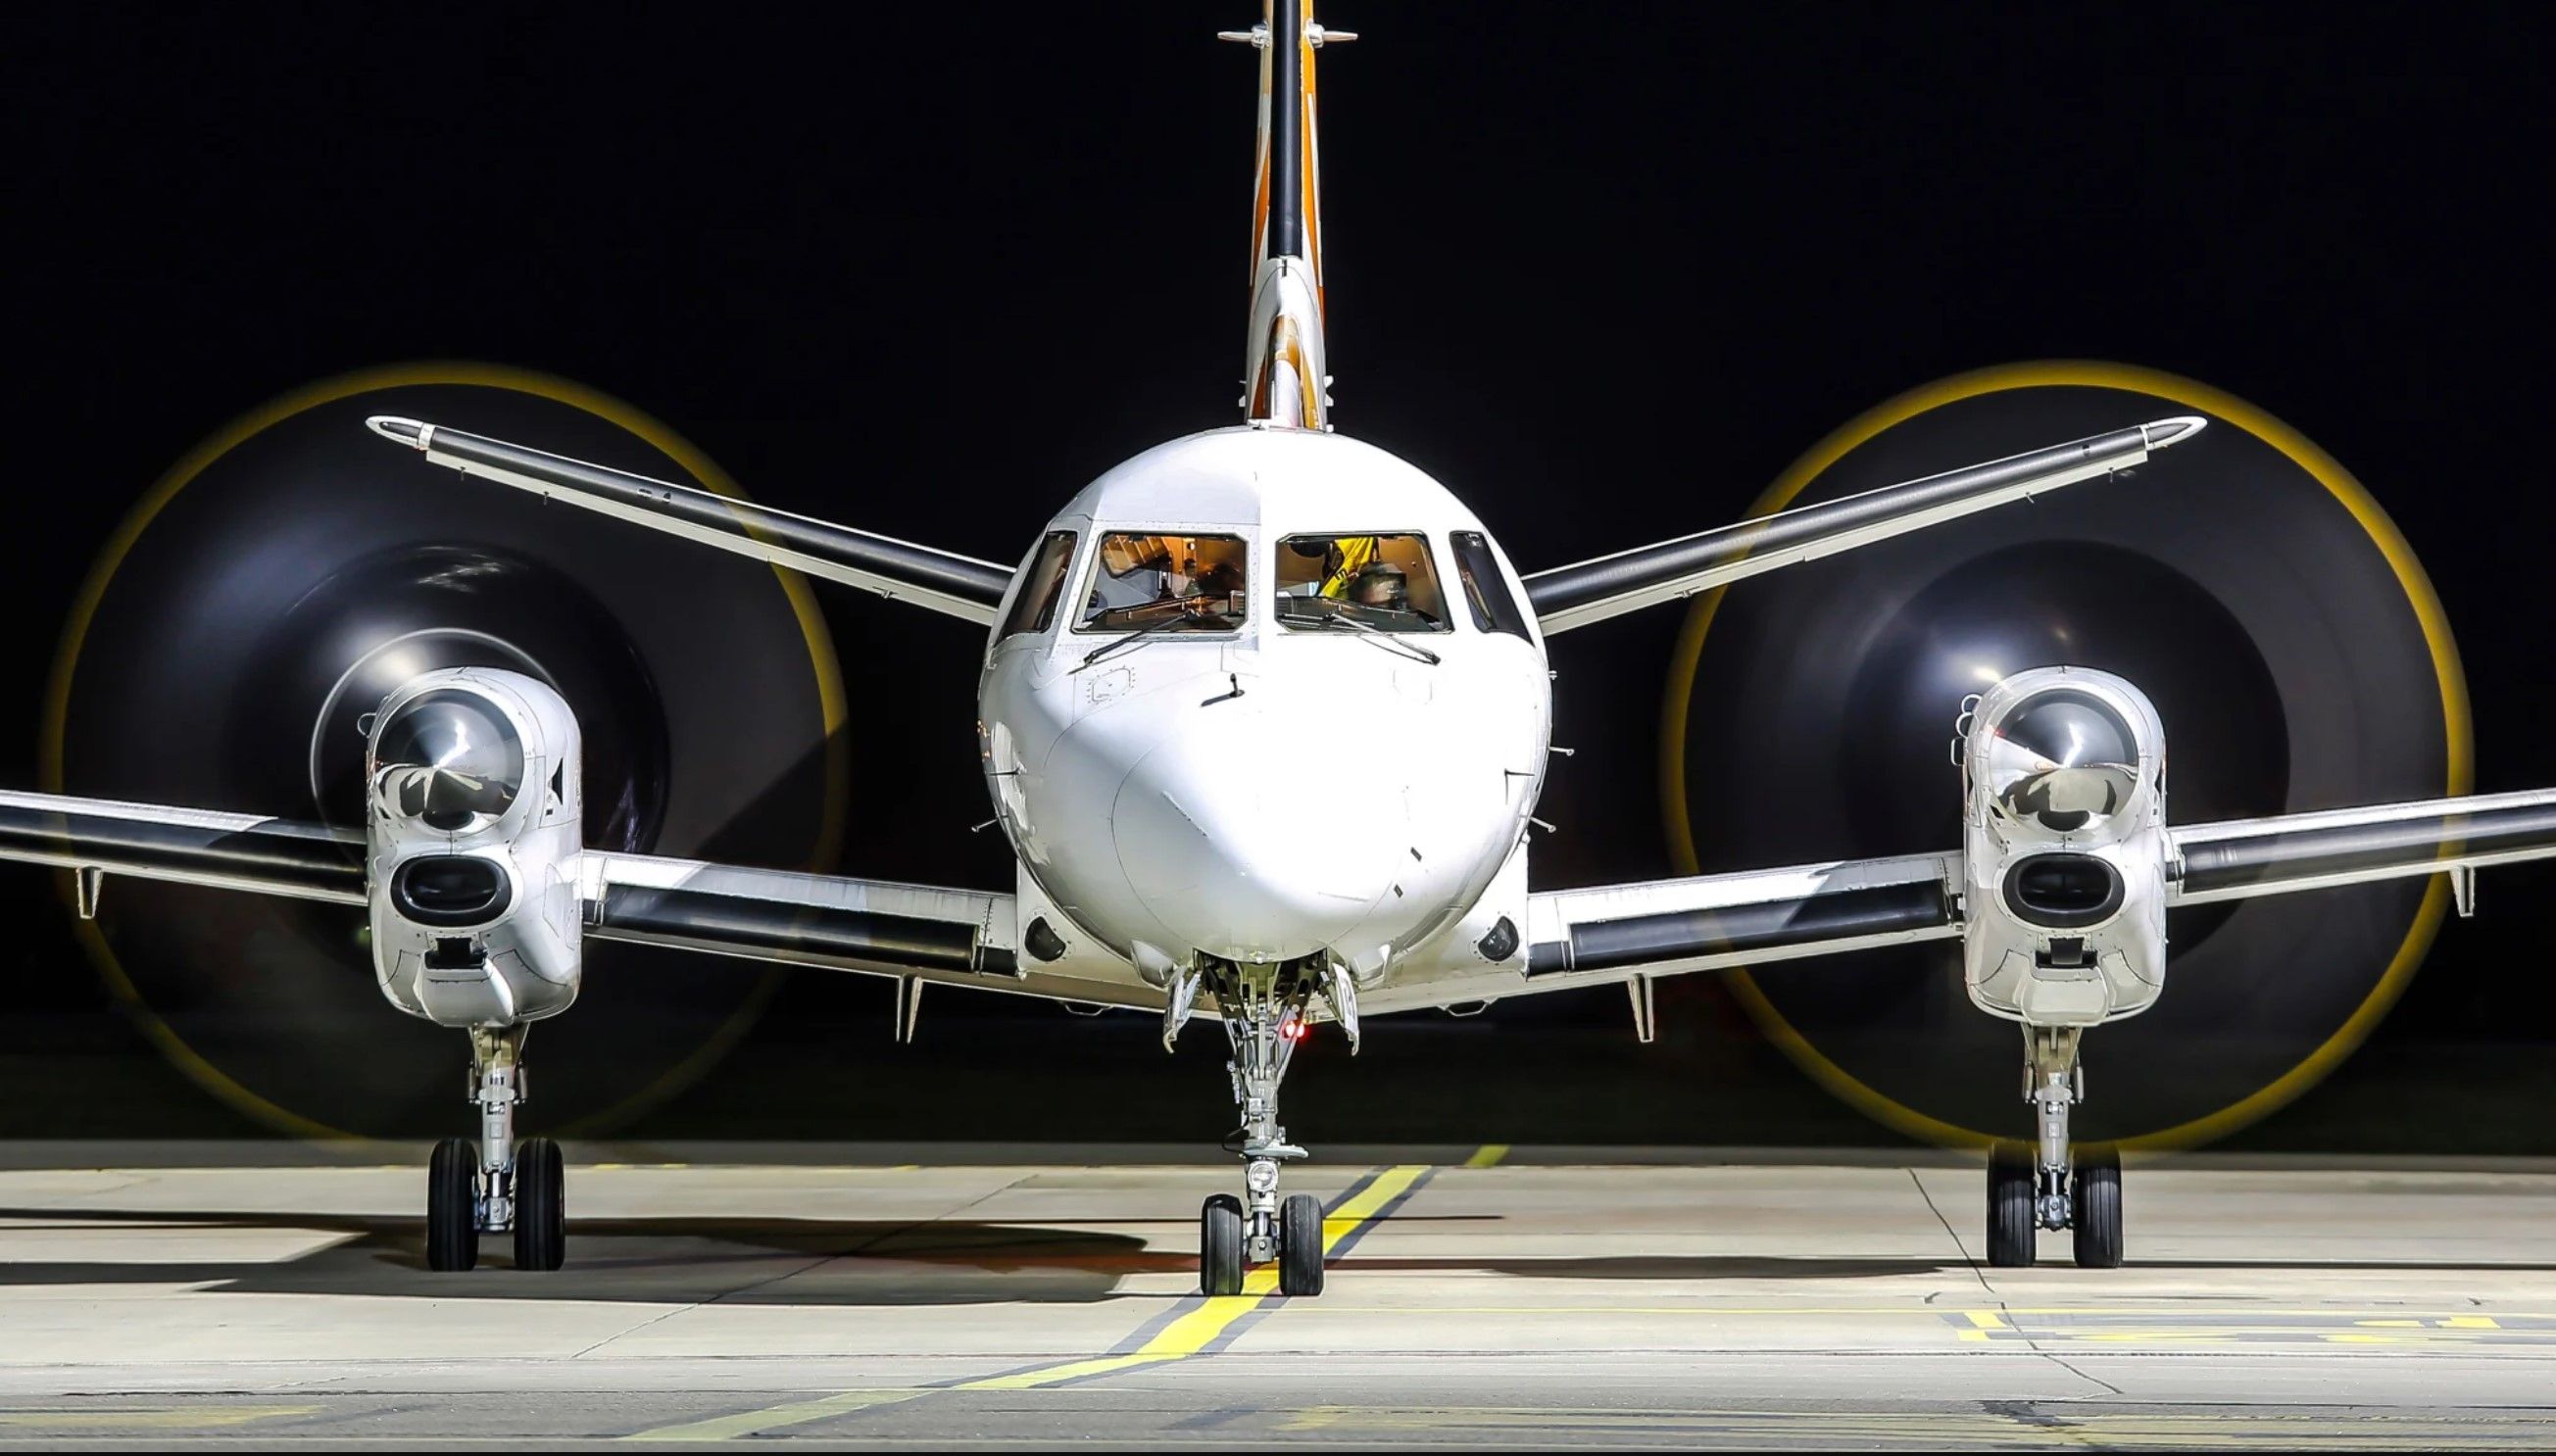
left=392, top=855, right=512, bottom=928
left=2001, top=852, right=2123, bottom=929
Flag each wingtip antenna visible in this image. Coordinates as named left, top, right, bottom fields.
left=367, top=415, right=430, bottom=449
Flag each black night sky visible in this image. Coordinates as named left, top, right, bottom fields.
left=7, top=4, right=2553, bottom=1147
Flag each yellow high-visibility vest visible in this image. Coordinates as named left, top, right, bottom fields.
left=1319, top=537, right=1381, bottom=598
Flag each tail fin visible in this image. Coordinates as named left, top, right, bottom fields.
left=1223, top=1, right=1352, bottom=429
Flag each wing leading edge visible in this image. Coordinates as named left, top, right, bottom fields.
left=1525, top=851, right=1962, bottom=984
left=580, top=851, right=1160, bottom=1011
left=2170, top=787, right=2556, bottom=907
left=1351, top=850, right=1964, bottom=1014
left=368, top=417, right=1013, bottom=625
left=0, top=788, right=363, bottom=906
left=0, top=787, right=1151, bottom=1009
left=1462, top=787, right=2556, bottom=1008
left=18, top=780, right=2556, bottom=1021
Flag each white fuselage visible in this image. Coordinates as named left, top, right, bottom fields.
left=975, top=426, right=1550, bottom=994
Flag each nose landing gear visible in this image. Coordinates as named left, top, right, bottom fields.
left=1196, top=958, right=1330, bottom=1297
left=424, top=1025, right=566, bottom=1272
left=1986, top=1025, right=2123, bottom=1268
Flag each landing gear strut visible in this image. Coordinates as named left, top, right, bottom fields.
left=425, top=1025, right=565, bottom=1272
left=1986, top=1025, right=2122, bottom=1268
left=1197, top=957, right=1330, bottom=1297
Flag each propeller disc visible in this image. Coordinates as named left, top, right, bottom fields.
left=1664, top=362, right=2463, bottom=1148
left=47, top=364, right=848, bottom=1137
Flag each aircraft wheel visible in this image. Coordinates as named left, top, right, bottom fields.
left=2072, top=1149, right=2125, bottom=1268
left=1278, top=1192, right=1326, bottom=1297
left=426, top=1137, right=479, bottom=1272
left=1986, top=1143, right=2036, bottom=1268
left=513, top=1137, right=567, bottom=1272
left=1201, top=1193, right=1244, bottom=1296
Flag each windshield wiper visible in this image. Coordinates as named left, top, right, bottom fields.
left=1300, top=605, right=1442, bottom=665
left=1075, top=605, right=1238, bottom=670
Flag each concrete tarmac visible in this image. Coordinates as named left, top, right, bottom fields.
left=2, top=1145, right=2554, bottom=1448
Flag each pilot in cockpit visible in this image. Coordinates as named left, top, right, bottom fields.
left=1349, top=560, right=1409, bottom=611
left=1317, top=536, right=1381, bottom=599
left=1081, top=532, right=1249, bottom=630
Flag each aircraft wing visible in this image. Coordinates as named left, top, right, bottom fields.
left=2170, top=787, right=2556, bottom=907
left=0, top=789, right=364, bottom=907
left=1384, top=850, right=1965, bottom=1010
left=0, top=788, right=1157, bottom=1007
left=368, top=416, right=1014, bottom=625
left=577, top=851, right=1158, bottom=1009
left=1521, top=418, right=2205, bottom=634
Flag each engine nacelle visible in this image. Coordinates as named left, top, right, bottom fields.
left=1957, top=666, right=2170, bottom=1027
left=365, top=667, right=584, bottom=1028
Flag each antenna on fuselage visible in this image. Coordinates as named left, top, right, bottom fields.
left=1221, top=0, right=1352, bottom=431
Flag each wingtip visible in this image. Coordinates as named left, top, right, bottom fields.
left=366, top=415, right=429, bottom=448
left=2142, top=415, right=2209, bottom=450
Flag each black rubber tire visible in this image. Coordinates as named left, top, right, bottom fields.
left=2072, top=1149, right=2125, bottom=1269
left=426, top=1138, right=479, bottom=1272
left=1987, top=1143, right=2037, bottom=1268
left=513, top=1137, right=567, bottom=1272
left=1200, top=1193, right=1245, bottom=1296
left=1278, top=1191, right=1326, bottom=1297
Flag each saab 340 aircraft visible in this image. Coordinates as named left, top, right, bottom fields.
left=8, top=2, right=2556, bottom=1292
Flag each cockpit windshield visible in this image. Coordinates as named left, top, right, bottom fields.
left=1273, top=533, right=1450, bottom=634
left=371, top=690, right=524, bottom=832
left=1076, top=532, right=1249, bottom=632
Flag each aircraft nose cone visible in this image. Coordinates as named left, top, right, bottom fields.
left=1110, top=702, right=1411, bottom=961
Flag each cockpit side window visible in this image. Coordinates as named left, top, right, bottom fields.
left=1271, top=533, right=1451, bottom=634
left=1074, top=532, right=1250, bottom=633
left=1450, top=530, right=1533, bottom=640
left=998, top=531, right=1078, bottom=640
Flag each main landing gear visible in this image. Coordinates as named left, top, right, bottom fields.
left=1986, top=1025, right=2122, bottom=1269
left=1193, top=957, right=1337, bottom=1298
left=425, top=1025, right=566, bottom=1272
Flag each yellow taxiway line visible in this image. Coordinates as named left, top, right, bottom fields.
left=625, top=1163, right=1432, bottom=1441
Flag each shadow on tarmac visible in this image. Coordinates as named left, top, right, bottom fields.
left=0, top=1205, right=1199, bottom=1305
left=16, top=1203, right=2552, bottom=1309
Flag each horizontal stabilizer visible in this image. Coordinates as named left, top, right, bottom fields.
left=1523, top=417, right=2205, bottom=633
left=369, top=417, right=1013, bottom=625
